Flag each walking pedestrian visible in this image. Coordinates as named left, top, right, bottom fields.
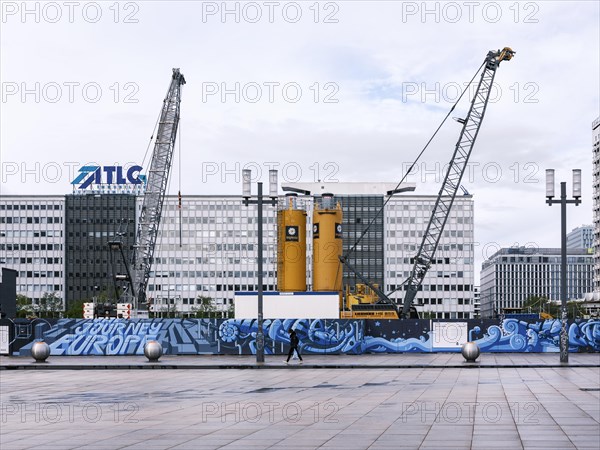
left=285, top=328, right=303, bottom=364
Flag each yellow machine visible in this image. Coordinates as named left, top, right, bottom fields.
left=277, top=195, right=307, bottom=292
left=342, top=284, right=399, bottom=319
left=312, top=194, right=343, bottom=292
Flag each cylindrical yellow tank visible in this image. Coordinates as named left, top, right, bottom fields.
left=312, top=194, right=343, bottom=292
left=277, top=194, right=307, bottom=292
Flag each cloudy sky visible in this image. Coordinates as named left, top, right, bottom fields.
left=1, top=0, right=599, bottom=278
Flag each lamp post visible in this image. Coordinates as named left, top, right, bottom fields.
left=545, top=169, right=581, bottom=363
left=242, top=169, right=278, bottom=363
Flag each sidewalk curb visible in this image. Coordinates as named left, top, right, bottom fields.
left=3, top=363, right=599, bottom=370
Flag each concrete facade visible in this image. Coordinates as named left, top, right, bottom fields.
left=566, top=224, right=594, bottom=249
left=593, top=116, right=600, bottom=291
left=0, top=186, right=475, bottom=318
left=0, top=196, right=65, bottom=308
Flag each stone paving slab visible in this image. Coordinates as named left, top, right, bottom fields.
left=1, top=362, right=599, bottom=449
left=1, top=353, right=599, bottom=370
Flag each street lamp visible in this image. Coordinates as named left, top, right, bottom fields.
left=545, top=169, right=581, bottom=363
left=242, top=169, right=278, bottom=363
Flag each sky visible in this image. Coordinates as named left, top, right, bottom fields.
left=1, top=0, right=599, bottom=282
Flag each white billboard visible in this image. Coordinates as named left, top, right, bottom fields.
left=234, top=292, right=340, bottom=319
left=432, top=322, right=468, bottom=349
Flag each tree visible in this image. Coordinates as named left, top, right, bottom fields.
left=519, top=296, right=585, bottom=319
left=193, top=296, right=217, bottom=318
left=37, top=292, right=64, bottom=318
left=16, top=294, right=34, bottom=318
left=161, top=301, right=180, bottom=318
left=226, top=302, right=235, bottom=319
left=65, top=300, right=85, bottom=318
left=520, top=296, right=554, bottom=317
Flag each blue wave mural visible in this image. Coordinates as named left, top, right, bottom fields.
left=7, top=318, right=599, bottom=356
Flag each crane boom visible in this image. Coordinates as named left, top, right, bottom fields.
left=129, top=68, right=186, bottom=310
left=400, top=47, right=514, bottom=318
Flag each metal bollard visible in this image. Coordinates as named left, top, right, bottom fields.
left=144, top=340, right=163, bottom=362
left=31, top=341, right=50, bottom=363
left=461, top=341, right=480, bottom=363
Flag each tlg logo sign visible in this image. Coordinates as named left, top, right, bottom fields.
left=71, top=165, right=146, bottom=189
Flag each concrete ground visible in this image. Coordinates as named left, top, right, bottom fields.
left=1, top=354, right=599, bottom=449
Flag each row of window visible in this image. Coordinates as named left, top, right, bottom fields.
left=1, top=204, right=62, bottom=210
left=19, top=284, right=61, bottom=292
left=1, top=217, right=62, bottom=224
left=66, top=205, right=134, bottom=211
left=1, top=244, right=62, bottom=251
left=150, top=284, right=276, bottom=292
left=388, top=271, right=465, bottom=278
left=2, top=257, right=62, bottom=264
left=387, top=243, right=472, bottom=252
left=387, top=257, right=472, bottom=265
left=498, top=256, right=591, bottom=263
left=388, top=216, right=472, bottom=223
left=388, top=284, right=473, bottom=292
left=387, top=203, right=472, bottom=211
left=67, top=218, right=132, bottom=224
left=418, top=298, right=471, bottom=305
left=152, top=297, right=231, bottom=306
left=386, top=230, right=471, bottom=238
left=19, top=271, right=62, bottom=278
left=0, top=230, right=62, bottom=238
left=150, top=270, right=277, bottom=279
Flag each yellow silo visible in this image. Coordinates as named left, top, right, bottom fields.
left=312, top=194, right=343, bottom=292
left=277, top=194, right=307, bottom=292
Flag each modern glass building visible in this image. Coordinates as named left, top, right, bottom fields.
left=480, top=247, right=594, bottom=318
left=65, top=194, right=137, bottom=304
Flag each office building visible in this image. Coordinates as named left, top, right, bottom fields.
left=593, top=116, right=600, bottom=291
left=65, top=194, right=137, bottom=305
left=567, top=225, right=594, bottom=249
left=480, top=246, right=593, bottom=318
left=1, top=183, right=476, bottom=318
left=0, top=196, right=65, bottom=308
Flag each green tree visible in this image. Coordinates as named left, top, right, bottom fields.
left=65, top=300, right=85, bottom=318
left=520, top=296, right=554, bottom=317
left=162, top=301, right=180, bottom=318
left=37, top=292, right=64, bottom=318
left=519, top=296, right=585, bottom=319
left=16, top=294, right=34, bottom=318
left=566, top=301, right=586, bottom=319
left=193, top=296, right=216, bottom=318
left=226, top=302, right=235, bottom=319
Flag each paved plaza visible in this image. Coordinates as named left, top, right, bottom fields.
left=1, top=354, right=599, bottom=449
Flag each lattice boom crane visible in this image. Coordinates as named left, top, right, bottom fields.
left=127, top=68, right=186, bottom=311
left=400, top=47, right=514, bottom=318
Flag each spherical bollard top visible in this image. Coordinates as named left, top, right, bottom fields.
left=144, top=340, right=163, bottom=362
left=31, top=341, right=50, bottom=363
left=461, top=341, right=480, bottom=363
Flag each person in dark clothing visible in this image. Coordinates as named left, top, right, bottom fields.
left=285, top=328, right=303, bottom=364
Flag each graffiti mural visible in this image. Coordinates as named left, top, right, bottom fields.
left=362, top=320, right=432, bottom=352
left=219, top=319, right=364, bottom=355
left=472, top=318, right=600, bottom=352
left=7, top=318, right=600, bottom=356
left=14, top=318, right=223, bottom=356
left=360, top=319, right=600, bottom=353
